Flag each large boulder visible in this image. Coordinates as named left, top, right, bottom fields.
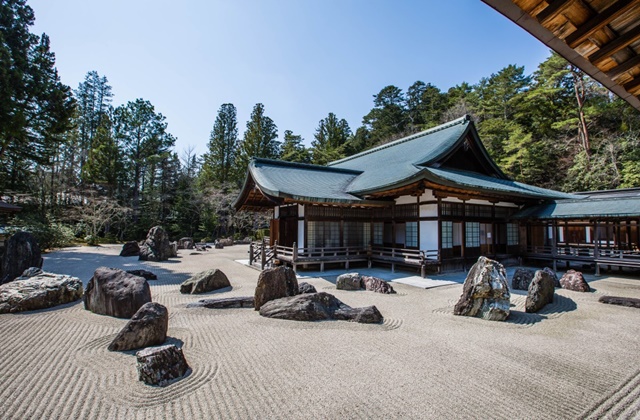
left=126, top=269, right=157, bottom=281
left=136, top=345, right=190, bottom=386
left=1, top=232, right=43, bottom=284
left=525, top=270, right=555, bottom=313
left=177, top=237, right=194, bottom=250
left=542, top=267, right=561, bottom=288
left=453, top=256, right=511, bottom=321
left=138, top=226, right=174, bottom=262
left=83, top=267, right=152, bottom=318
left=297, top=282, right=317, bottom=294
left=362, top=276, right=396, bottom=294
left=108, top=302, right=168, bottom=351
left=511, top=268, right=535, bottom=291
left=336, top=273, right=362, bottom=290
left=259, top=292, right=383, bottom=324
left=560, top=269, right=591, bottom=292
left=119, top=241, right=140, bottom=257
left=187, top=296, right=254, bottom=309
left=0, top=271, right=83, bottom=314
left=254, top=266, right=298, bottom=310
left=217, top=238, right=234, bottom=247
left=180, top=269, right=231, bottom=294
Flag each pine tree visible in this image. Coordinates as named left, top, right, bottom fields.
left=362, top=85, right=408, bottom=145
left=311, top=112, right=351, bottom=165
left=201, top=103, right=238, bottom=186
left=113, top=99, right=175, bottom=220
left=280, top=130, right=310, bottom=163
left=235, top=103, right=279, bottom=182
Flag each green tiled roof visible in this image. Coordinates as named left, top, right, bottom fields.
left=246, top=158, right=374, bottom=204
left=236, top=116, right=584, bottom=209
left=427, top=167, right=577, bottom=200
left=330, top=116, right=476, bottom=193
left=512, top=196, right=640, bottom=219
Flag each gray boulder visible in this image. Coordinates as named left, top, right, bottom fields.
left=525, top=270, right=555, bottom=313
left=18, top=267, right=43, bottom=278
left=336, top=273, right=362, bottom=290
left=108, top=302, right=168, bottom=351
left=259, top=292, right=383, bottom=324
left=297, top=282, right=317, bottom=294
left=362, top=276, right=395, bottom=294
left=542, top=267, right=561, bottom=288
left=254, top=266, right=298, bottom=310
left=120, top=241, right=140, bottom=257
left=139, top=226, right=174, bottom=262
left=454, top=256, right=510, bottom=321
left=187, top=296, right=254, bottom=309
left=0, top=271, right=83, bottom=314
left=511, top=268, right=535, bottom=291
left=178, top=237, right=194, bottom=250
left=180, top=269, right=231, bottom=294
left=126, top=269, right=157, bottom=281
left=136, top=345, right=190, bottom=386
left=217, top=238, right=234, bottom=247
left=83, top=267, right=152, bottom=318
left=1, top=232, right=43, bottom=284
left=560, top=269, right=591, bottom=292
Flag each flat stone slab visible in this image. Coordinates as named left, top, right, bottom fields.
left=187, top=296, right=254, bottom=309
left=598, top=295, right=640, bottom=308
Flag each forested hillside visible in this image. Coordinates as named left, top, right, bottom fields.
left=2, top=0, right=639, bottom=246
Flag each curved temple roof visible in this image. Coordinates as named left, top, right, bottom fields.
left=235, top=116, right=579, bottom=211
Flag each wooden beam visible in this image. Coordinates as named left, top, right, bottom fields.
left=537, top=0, right=574, bottom=25
left=624, top=76, right=640, bottom=95
left=606, top=53, right=640, bottom=78
left=588, top=23, right=640, bottom=66
left=565, top=0, right=640, bottom=48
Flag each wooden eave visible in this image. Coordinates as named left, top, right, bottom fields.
left=364, top=179, right=537, bottom=205
left=482, top=0, right=640, bottom=112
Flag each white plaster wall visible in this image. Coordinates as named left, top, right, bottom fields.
left=420, top=220, right=438, bottom=251
left=495, top=201, right=519, bottom=208
left=420, top=190, right=435, bottom=201
left=395, top=195, right=416, bottom=205
left=274, top=207, right=279, bottom=218
left=298, top=204, right=304, bottom=217
left=420, top=204, right=437, bottom=217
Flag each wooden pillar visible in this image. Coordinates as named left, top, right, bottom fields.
left=249, top=242, right=254, bottom=265
left=437, top=197, right=442, bottom=266
left=261, top=237, right=266, bottom=269
left=595, top=221, right=601, bottom=276
left=461, top=200, right=466, bottom=270
left=551, top=220, right=557, bottom=271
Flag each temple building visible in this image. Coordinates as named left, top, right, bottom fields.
left=235, top=115, right=640, bottom=275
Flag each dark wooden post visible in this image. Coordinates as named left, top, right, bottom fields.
left=551, top=221, right=557, bottom=272
left=594, top=221, right=601, bottom=276
left=292, top=242, right=297, bottom=273
left=261, top=237, right=266, bottom=269
left=249, top=242, right=254, bottom=265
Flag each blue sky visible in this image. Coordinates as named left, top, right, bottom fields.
left=29, top=0, right=550, bottom=156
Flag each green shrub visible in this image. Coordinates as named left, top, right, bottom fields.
left=7, top=215, right=75, bottom=250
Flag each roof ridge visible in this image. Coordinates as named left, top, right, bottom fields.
left=328, top=115, right=470, bottom=166
left=251, top=157, right=362, bottom=175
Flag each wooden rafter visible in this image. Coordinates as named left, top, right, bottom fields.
left=537, top=0, right=574, bottom=25
left=482, top=0, right=640, bottom=112
left=588, top=23, right=640, bottom=65
left=565, top=0, right=640, bottom=48
left=606, top=53, right=640, bottom=78
left=623, top=76, right=640, bottom=94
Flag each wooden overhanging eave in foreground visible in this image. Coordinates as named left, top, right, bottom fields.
left=482, top=0, right=640, bottom=111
